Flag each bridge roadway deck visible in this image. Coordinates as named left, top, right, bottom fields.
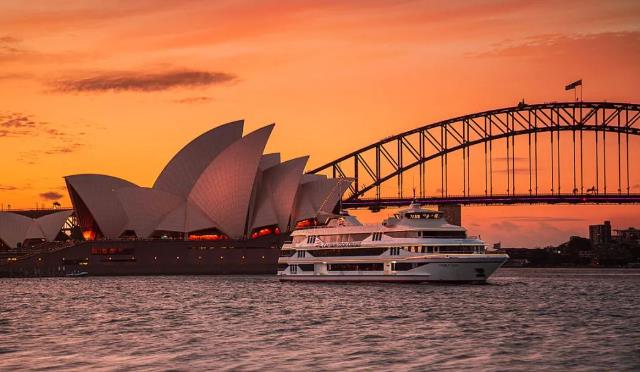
left=342, top=193, right=640, bottom=209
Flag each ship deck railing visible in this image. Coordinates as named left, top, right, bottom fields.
left=281, top=253, right=505, bottom=262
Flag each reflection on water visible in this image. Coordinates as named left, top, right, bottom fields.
left=1, top=269, right=639, bottom=370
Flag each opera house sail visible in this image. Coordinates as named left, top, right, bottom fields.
left=0, top=121, right=352, bottom=277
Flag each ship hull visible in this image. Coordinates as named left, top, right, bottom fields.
left=278, top=256, right=508, bottom=283
left=0, top=236, right=284, bottom=277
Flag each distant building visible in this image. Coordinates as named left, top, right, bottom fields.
left=589, top=220, right=612, bottom=245
left=614, top=227, right=640, bottom=242
left=491, top=221, right=639, bottom=268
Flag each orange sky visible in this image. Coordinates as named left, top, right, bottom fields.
left=1, top=0, right=639, bottom=247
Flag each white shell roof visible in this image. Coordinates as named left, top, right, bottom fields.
left=116, top=187, right=183, bottom=238
left=245, top=153, right=281, bottom=233
left=0, top=212, right=34, bottom=247
left=155, top=202, right=187, bottom=232
left=61, top=121, right=351, bottom=240
left=188, top=124, right=274, bottom=238
left=317, top=178, right=353, bottom=215
left=250, top=156, right=308, bottom=231
left=36, top=210, right=74, bottom=241
left=259, top=153, right=281, bottom=170
left=184, top=201, right=218, bottom=232
left=25, top=223, right=45, bottom=240
left=0, top=210, right=72, bottom=248
left=65, top=174, right=138, bottom=238
left=155, top=200, right=216, bottom=233
left=301, top=174, right=326, bottom=184
left=292, top=178, right=353, bottom=222
left=153, top=120, right=244, bottom=197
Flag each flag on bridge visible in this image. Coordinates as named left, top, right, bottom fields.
left=565, top=79, right=582, bottom=90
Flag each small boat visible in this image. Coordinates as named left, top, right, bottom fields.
left=66, top=271, right=89, bottom=277
left=278, top=202, right=508, bottom=283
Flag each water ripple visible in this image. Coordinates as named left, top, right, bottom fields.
left=1, top=269, right=639, bottom=371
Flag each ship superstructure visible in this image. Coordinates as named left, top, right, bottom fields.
left=278, top=203, right=508, bottom=283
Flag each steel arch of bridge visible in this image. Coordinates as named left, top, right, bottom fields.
left=309, top=101, right=640, bottom=208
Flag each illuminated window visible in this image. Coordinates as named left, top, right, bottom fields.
left=82, top=230, right=96, bottom=241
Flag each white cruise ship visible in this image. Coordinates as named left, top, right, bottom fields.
left=278, top=203, right=508, bottom=283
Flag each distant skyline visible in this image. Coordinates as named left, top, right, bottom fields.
left=1, top=0, right=639, bottom=247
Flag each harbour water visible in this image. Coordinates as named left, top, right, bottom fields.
left=1, top=268, right=639, bottom=371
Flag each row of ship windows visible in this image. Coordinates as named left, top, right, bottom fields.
left=67, top=255, right=268, bottom=263
left=297, top=231, right=467, bottom=244
left=282, top=246, right=484, bottom=257
left=407, top=246, right=482, bottom=253
left=90, top=246, right=277, bottom=255
left=189, top=245, right=278, bottom=250
left=281, top=263, right=426, bottom=272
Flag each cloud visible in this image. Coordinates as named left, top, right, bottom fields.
left=1, top=112, right=89, bottom=163
left=493, top=156, right=529, bottom=163
left=493, top=167, right=531, bottom=175
left=0, top=2, right=188, bottom=31
left=0, top=112, right=73, bottom=140
left=0, top=36, right=20, bottom=43
left=0, top=112, right=83, bottom=141
left=509, top=216, right=585, bottom=223
left=39, top=191, right=63, bottom=200
left=0, top=113, right=36, bottom=128
left=0, top=35, right=87, bottom=66
left=45, top=128, right=67, bottom=137
left=0, top=35, right=32, bottom=62
left=0, top=73, right=32, bottom=81
left=0, top=185, right=18, bottom=191
left=0, top=113, right=37, bottom=137
left=490, top=220, right=520, bottom=231
left=472, top=31, right=640, bottom=59
left=484, top=218, right=577, bottom=247
left=536, top=221, right=564, bottom=235
left=174, top=96, right=214, bottom=104
left=50, top=70, right=237, bottom=93
left=44, top=143, right=84, bottom=155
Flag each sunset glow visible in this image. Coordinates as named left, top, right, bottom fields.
left=1, top=1, right=639, bottom=246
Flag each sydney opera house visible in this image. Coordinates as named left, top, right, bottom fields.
left=0, top=121, right=351, bottom=276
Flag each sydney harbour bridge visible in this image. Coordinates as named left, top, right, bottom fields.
left=310, top=101, right=640, bottom=210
